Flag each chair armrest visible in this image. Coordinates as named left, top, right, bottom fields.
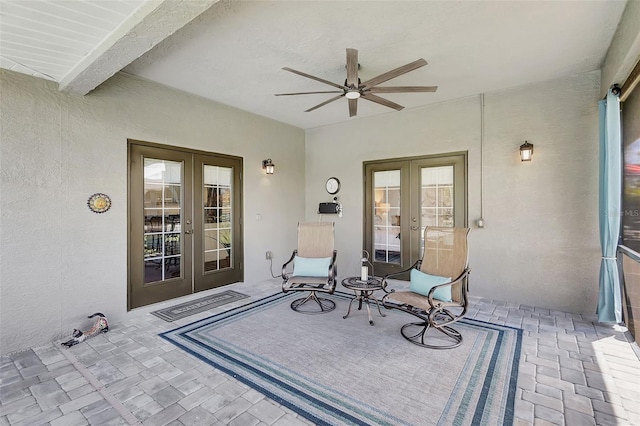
left=282, top=250, right=297, bottom=278
left=328, top=250, right=337, bottom=279
left=426, top=268, right=470, bottom=307
left=381, top=260, right=421, bottom=293
left=383, top=260, right=421, bottom=280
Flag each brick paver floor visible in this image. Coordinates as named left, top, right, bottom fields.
left=1, top=279, right=639, bottom=425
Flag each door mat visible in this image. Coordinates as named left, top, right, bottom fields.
left=150, top=290, right=249, bottom=322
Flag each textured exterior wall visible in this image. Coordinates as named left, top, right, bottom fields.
left=600, top=0, right=640, bottom=93
left=306, top=71, right=601, bottom=314
left=0, top=70, right=305, bottom=355
left=0, top=68, right=604, bottom=353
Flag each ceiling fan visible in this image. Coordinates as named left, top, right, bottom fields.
left=275, top=48, right=437, bottom=117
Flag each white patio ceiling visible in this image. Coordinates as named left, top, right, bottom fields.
left=0, top=0, right=629, bottom=129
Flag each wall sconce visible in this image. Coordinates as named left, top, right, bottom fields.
left=519, top=141, right=533, bottom=162
left=262, top=159, right=275, bottom=175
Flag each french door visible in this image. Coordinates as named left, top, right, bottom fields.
left=128, top=141, right=243, bottom=309
left=364, top=153, right=467, bottom=278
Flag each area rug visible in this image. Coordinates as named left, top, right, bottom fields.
left=160, top=292, right=521, bottom=425
left=150, top=290, right=249, bottom=321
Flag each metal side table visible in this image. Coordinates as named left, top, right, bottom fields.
left=341, top=276, right=387, bottom=326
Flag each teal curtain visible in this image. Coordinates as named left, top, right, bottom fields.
left=597, top=89, right=622, bottom=323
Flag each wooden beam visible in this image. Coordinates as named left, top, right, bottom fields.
left=58, top=0, right=218, bottom=95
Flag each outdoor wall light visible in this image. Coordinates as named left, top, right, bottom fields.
left=519, top=141, right=533, bottom=162
left=262, top=159, right=275, bottom=174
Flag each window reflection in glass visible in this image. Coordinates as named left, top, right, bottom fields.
left=623, top=86, right=640, bottom=252
left=421, top=166, right=454, bottom=227
left=420, top=166, right=454, bottom=252
left=203, top=165, right=233, bottom=272
left=143, top=158, right=182, bottom=284
left=373, top=170, right=401, bottom=264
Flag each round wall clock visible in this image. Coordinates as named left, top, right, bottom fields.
left=325, top=177, right=341, bottom=195
left=87, top=193, right=112, bottom=213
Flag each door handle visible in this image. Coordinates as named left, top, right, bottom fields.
left=411, top=226, right=420, bottom=231
left=184, top=230, right=193, bottom=235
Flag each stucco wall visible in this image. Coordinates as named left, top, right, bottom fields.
left=0, top=70, right=305, bottom=355
left=600, top=0, right=640, bottom=94
left=305, top=71, right=601, bottom=314
left=0, top=68, right=605, bottom=353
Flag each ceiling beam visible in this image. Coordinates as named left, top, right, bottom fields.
left=58, top=0, right=218, bottom=95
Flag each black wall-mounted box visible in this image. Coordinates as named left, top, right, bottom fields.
left=318, top=202, right=340, bottom=214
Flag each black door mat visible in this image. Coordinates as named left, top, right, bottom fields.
left=150, top=290, right=250, bottom=322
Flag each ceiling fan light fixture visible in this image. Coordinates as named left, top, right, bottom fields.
left=345, top=90, right=360, bottom=99
left=278, top=49, right=435, bottom=117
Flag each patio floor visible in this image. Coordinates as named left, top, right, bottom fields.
left=1, top=279, right=639, bottom=426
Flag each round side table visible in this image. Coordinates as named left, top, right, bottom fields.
left=341, top=276, right=387, bottom=326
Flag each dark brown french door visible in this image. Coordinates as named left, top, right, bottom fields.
left=128, top=141, right=243, bottom=309
left=364, top=153, right=467, bottom=278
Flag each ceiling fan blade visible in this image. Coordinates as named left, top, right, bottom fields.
left=282, top=67, right=345, bottom=90
left=361, top=58, right=428, bottom=88
left=348, top=98, right=357, bottom=117
left=361, top=93, right=404, bottom=111
left=368, top=86, right=438, bottom=93
left=275, top=91, right=343, bottom=96
left=305, top=95, right=344, bottom=112
left=346, top=48, right=358, bottom=87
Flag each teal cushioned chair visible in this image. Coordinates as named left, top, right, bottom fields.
left=282, top=222, right=337, bottom=313
left=382, top=226, right=470, bottom=349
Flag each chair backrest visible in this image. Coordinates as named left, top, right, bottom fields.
left=420, top=227, right=470, bottom=303
left=297, top=222, right=335, bottom=258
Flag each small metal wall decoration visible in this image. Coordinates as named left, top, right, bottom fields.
left=87, top=193, right=112, bottom=213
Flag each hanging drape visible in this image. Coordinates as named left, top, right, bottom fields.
left=597, top=88, right=622, bottom=323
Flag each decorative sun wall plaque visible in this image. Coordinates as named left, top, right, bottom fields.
left=87, top=193, right=112, bottom=213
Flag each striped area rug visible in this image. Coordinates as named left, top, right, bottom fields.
left=160, top=291, right=521, bottom=426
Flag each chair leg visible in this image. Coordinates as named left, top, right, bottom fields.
left=400, top=321, right=463, bottom=349
left=290, top=291, right=336, bottom=314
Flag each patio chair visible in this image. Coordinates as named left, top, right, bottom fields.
left=382, top=226, right=470, bottom=349
left=282, top=222, right=337, bottom=313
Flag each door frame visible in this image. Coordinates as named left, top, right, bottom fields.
left=127, top=139, right=244, bottom=310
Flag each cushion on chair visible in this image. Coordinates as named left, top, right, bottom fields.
left=293, top=256, right=331, bottom=277
left=409, top=269, right=452, bottom=302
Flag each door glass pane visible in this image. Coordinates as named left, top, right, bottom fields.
left=420, top=166, right=454, bottom=251
left=143, top=158, right=183, bottom=283
left=373, top=170, right=401, bottom=264
left=203, top=165, right=233, bottom=272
